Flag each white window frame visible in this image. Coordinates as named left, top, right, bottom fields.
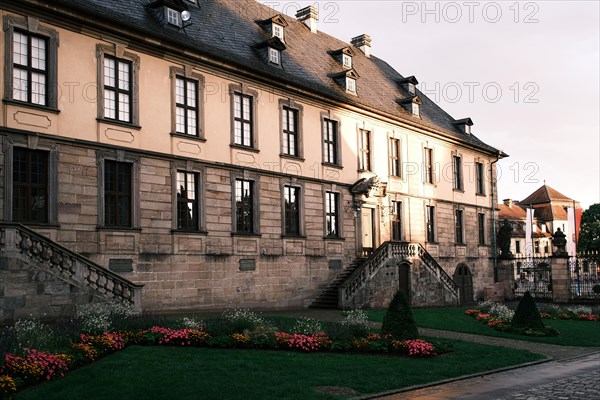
left=346, top=77, right=356, bottom=93
left=166, top=8, right=182, bottom=27
left=268, top=47, right=280, bottom=64
left=272, top=23, right=284, bottom=40
left=342, top=54, right=352, bottom=68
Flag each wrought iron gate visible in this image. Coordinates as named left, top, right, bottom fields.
left=569, top=256, right=600, bottom=301
left=514, top=257, right=553, bottom=300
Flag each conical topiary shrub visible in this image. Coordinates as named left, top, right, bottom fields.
left=511, top=291, right=544, bottom=330
left=381, top=290, right=419, bottom=340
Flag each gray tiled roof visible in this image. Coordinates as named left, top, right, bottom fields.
left=50, top=0, right=502, bottom=155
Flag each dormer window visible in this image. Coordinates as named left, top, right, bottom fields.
left=453, top=118, right=474, bottom=134
left=397, top=96, right=422, bottom=117
left=397, top=76, right=419, bottom=96
left=268, top=47, right=280, bottom=65
left=411, top=102, right=419, bottom=116
left=343, top=54, right=352, bottom=68
left=273, top=23, right=284, bottom=40
left=166, top=8, right=182, bottom=26
left=346, top=77, right=356, bottom=93
left=331, top=69, right=359, bottom=95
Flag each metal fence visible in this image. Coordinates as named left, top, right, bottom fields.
left=513, top=257, right=553, bottom=300
left=569, top=256, right=600, bottom=301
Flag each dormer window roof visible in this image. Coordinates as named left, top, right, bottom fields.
left=453, top=118, right=474, bottom=134
left=254, top=37, right=286, bottom=67
left=331, top=69, right=360, bottom=95
left=397, top=76, right=419, bottom=96
left=331, top=47, right=355, bottom=69
left=397, top=96, right=422, bottom=117
left=258, top=15, right=289, bottom=42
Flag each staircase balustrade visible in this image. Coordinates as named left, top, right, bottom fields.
left=0, top=223, right=142, bottom=312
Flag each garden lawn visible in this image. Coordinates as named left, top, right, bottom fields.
left=16, top=341, right=544, bottom=400
left=368, top=308, right=600, bottom=347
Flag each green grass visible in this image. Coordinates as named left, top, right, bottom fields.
left=16, top=342, right=544, bottom=400
left=369, top=308, right=600, bottom=347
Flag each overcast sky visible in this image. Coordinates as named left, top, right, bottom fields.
left=260, top=0, right=600, bottom=209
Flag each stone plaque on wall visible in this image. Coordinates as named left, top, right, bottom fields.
left=328, top=259, right=342, bottom=270
left=109, top=259, right=133, bottom=273
left=239, top=259, right=256, bottom=271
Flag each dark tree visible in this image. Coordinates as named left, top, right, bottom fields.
left=578, top=204, right=600, bottom=257
left=381, top=290, right=418, bottom=340
left=511, top=291, right=544, bottom=330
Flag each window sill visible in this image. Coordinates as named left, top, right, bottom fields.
left=453, top=188, right=465, bottom=193
left=171, top=132, right=206, bottom=142
left=323, top=236, right=345, bottom=241
left=281, top=234, right=307, bottom=239
left=97, top=226, right=142, bottom=232
left=12, top=222, right=60, bottom=229
left=357, top=169, right=373, bottom=173
left=172, top=229, right=208, bottom=235
left=230, top=144, right=259, bottom=153
left=322, top=162, right=343, bottom=169
left=3, top=99, right=60, bottom=114
left=476, top=192, right=486, bottom=197
left=96, top=118, right=141, bottom=130
left=388, top=175, right=403, bottom=181
left=231, top=232, right=262, bottom=237
left=280, top=154, right=305, bottom=162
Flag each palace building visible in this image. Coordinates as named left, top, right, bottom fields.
left=0, top=0, right=506, bottom=320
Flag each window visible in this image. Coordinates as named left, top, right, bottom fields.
left=233, top=92, right=254, bottom=147
left=268, top=47, right=280, bottom=64
left=544, top=241, right=549, bottom=254
left=534, top=240, right=540, bottom=254
left=426, top=205, right=435, bottom=243
left=412, top=102, right=419, bottom=116
left=4, top=17, right=58, bottom=109
left=325, top=192, right=340, bottom=238
left=478, top=213, right=485, bottom=245
left=12, top=31, right=47, bottom=106
left=346, top=77, right=356, bottom=93
left=235, top=179, right=254, bottom=234
left=515, top=240, right=521, bottom=254
left=323, top=118, right=339, bottom=165
left=282, top=107, right=298, bottom=156
left=166, top=8, right=182, bottom=26
left=392, top=201, right=402, bottom=241
left=272, top=23, right=284, bottom=40
left=455, top=209, right=464, bottom=244
left=358, top=130, right=371, bottom=171
left=175, top=77, right=199, bottom=136
left=453, top=155, right=463, bottom=190
left=342, top=54, right=352, bottom=68
left=283, top=186, right=300, bottom=236
left=476, top=162, right=485, bottom=195
left=176, top=171, right=199, bottom=230
left=96, top=44, right=139, bottom=125
left=389, top=138, right=401, bottom=177
left=12, top=148, right=48, bottom=223
left=104, top=160, right=132, bottom=227
left=103, top=56, right=133, bottom=123
left=424, top=147, right=434, bottom=184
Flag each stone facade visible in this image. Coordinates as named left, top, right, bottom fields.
left=0, top=0, right=505, bottom=317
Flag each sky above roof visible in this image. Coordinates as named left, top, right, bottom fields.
left=259, top=0, right=599, bottom=209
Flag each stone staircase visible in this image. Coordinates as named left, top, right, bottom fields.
left=309, top=257, right=366, bottom=309
left=0, top=223, right=143, bottom=319
left=310, top=242, right=460, bottom=309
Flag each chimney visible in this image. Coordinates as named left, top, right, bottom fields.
left=503, top=199, right=513, bottom=207
left=351, top=34, right=371, bottom=58
left=296, top=6, right=318, bottom=33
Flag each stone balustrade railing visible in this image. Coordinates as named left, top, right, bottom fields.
left=339, top=241, right=459, bottom=307
left=0, top=223, right=143, bottom=312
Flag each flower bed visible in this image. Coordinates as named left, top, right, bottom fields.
left=0, top=308, right=449, bottom=399
left=465, top=307, right=560, bottom=337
